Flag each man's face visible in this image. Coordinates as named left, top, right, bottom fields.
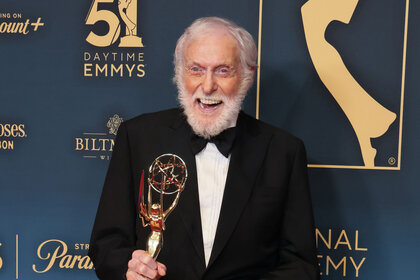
left=180, top=31, right=243, bottom=137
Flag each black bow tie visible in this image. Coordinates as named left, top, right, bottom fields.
left=190, top=127, right=236, bottom=158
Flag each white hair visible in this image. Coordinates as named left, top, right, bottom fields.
left=173, top=16, right=258, bottom=95
left=173, top=17, right=257, bottom=138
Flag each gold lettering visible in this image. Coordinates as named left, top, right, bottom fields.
left=93, top=53, right=100, bottom=61
left=7, top=22, right=21, bottom=33
left=91, top=139, right=100, bottom=151
left=111, top=64, right=123, bottom=77
left=11, top=124, right=18, bottom=137
left=350, top=257, right=366, bottom=277
left=0, top=140, right=13, bottom=150
left=75, top=138, right=84, bottom=150
left=127, top=53, right=135, bottom=61
left=4, top=124, right=11, bottom=136
left=32, top=240, right=94, bottom=271
left=126, top=64, right=135, bottom=77
left=18, top=124, right=25, bottom=137
left=78, top=256, right=93, bottom=269
left=84, top=63, right=93, bottom=76
left=103, top=52, right=109, bottom=61
left=316, top=228, right=331, bottom=249
left=59, top=255, right=73, bottom=269
left=99, top=139, right=108, bottom=150
left=355, top=230, right=367, bottom=251
left=21, top=19, right=30, bottom=34
left=70, top=255, right=81, bottom=268
left=110, top=139, right=115, bottom=152
left=137, top=64, right=145, bottom=77
left=0, top=22, right=7, bottom=33
left=84, top=52, right=91, bottom=61
left=95, top=64, right=108, bottom=76
left=334, top=230, right=352, bottom=250
left=74, top=243, right=89, bottom=250
left=138, top=52, right=144, bottom=61
left=326, top=256, right=346, bottom=276
left=4, top=125, right=12, bottom=137
left=33, top=239, right=68, bottom=273
left=76, top=138, right=115, bottom=152
left=0, top=20, right=29, bottom=34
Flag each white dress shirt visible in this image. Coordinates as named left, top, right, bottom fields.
left=195, top=142, right=231, bottom=266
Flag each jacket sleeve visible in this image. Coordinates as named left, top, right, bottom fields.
left=261, top=140, right=320, bottom=280
left=88, top=122, right=137, bottom=280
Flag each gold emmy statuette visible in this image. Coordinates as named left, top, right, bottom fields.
left=118, top=0, right=143, bottom=47
left=138, top=154, right=187, bottom=259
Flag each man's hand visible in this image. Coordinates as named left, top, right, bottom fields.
left=126, top=250, right=167, bottom=280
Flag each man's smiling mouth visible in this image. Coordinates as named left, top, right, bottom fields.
left=198, top=98, right=223, bottom=109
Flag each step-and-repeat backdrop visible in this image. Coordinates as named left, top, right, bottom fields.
left=1, top=0, right=418, bottom=279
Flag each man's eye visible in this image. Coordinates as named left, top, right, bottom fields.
left=216, top=67, right=231, bottom=76
left=189, top=66, right=204, bottom=76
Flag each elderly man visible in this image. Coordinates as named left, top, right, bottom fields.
left=89, top=17, right=319, bottom=280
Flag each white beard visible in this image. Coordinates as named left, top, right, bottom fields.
left=177, top=83, right=247, bottom=139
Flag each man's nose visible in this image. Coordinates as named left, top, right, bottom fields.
left=202, top=72, right=217, bottom=94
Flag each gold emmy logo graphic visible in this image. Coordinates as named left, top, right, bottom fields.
left=86, top=0, right=143, bottom=47
left=75, top=114, right=123, bottom=160
left=301, top=0, right=408, bottom=169
left=83, top=0, right=146, bottom=77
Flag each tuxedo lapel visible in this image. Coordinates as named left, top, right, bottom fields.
left=177, top=152, right=206, bottom=266
left=169, top=115, right=206, bottom=269
left=207, top=112, right=272, bottom=268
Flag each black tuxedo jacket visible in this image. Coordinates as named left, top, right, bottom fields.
left=89, top=108, right=319, bottom=280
